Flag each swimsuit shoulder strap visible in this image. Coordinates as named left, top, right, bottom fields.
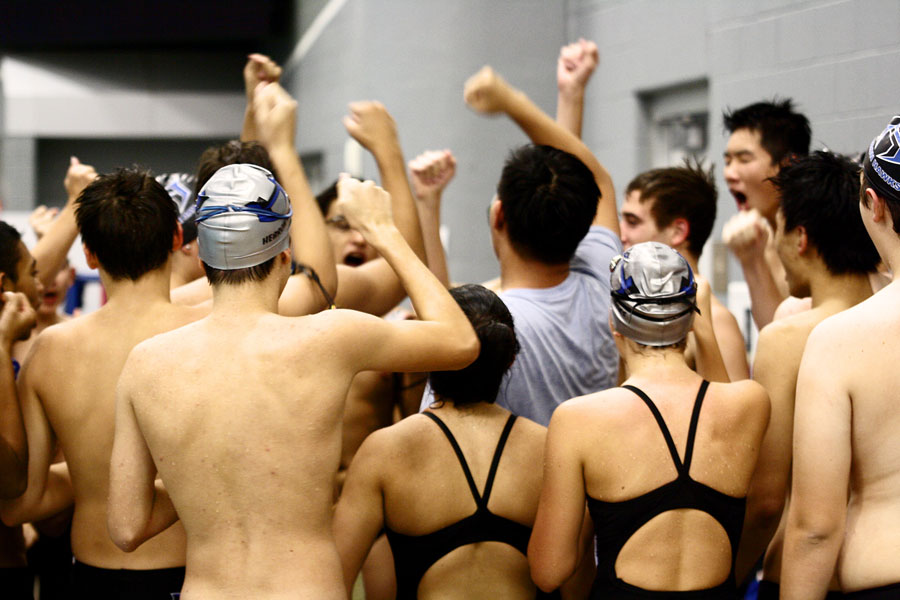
left=423, top=411, right=482, bottom=503
left=480, top=414, right=518, bottom=507
left=622, top=384, right=684, bottom=472
left=682, top=380, right=710, bottom=473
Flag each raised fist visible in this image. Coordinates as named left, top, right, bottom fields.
left=722, top=208, right=771, bottom=263
left=64, top=157, right=98, bottom=201
left=252, top=82, right=297, bottom=152
left=29, top=205, right=59, bottom=240
left=463, top=66, right=513, bottom=115
left=408, top=150, right=456, bottom=201
left=335, top=176, right=394, bottom=236
left=0, top=292, right=37, bottom=344
left=557, top=39, right=599, bottom=96
left=342, top=101, right=398, bottom=154
left=244, top=53, right=282, bottom=102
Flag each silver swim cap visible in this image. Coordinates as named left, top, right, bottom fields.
left=196, top=164, right=292, bottom=270
left=609, top=241, right=698, bottom=347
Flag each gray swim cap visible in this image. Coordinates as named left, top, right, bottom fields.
left=609, top=242, right=698, bottom=347
left=196, top=164, right=292, bottom=270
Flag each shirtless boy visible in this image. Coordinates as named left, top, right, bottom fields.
left=620, top=162, right=750, bottom=381
left=106, top=170, right=477, bottom=598
left=736, top=151, right=879, bottom=597
left=782, top=116, right=900, bottom=599
left=721, top=99, right=811, bottom=328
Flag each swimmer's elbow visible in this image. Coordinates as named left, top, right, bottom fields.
left=529, top=546, right=573, bottom=593
left=107, top=515, right=145, bottom=553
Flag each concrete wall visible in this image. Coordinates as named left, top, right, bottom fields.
left=286, top=0, right=567, bottom=284
left=289, top=0, right=900, bottom=286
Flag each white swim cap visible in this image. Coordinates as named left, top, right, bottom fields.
left=609, top=242, right=698, bottom=347
left=196, top=164, right=292, bottom=270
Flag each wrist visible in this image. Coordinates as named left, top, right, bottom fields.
left=558, top=87, right=585, bottom=103
left=363, top=223, right=402, bottom=250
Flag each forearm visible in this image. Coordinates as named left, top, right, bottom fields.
left=368, top=226, right=471, bottom=342
left=735, top=502, right=783, bottom=582
left=268, top=146, right=337, bottom=298
left=692, top=317, right=729, bottom=382
left=416, top=196, right=450, bottom=287
left=781, top=529, right=843, bottom=600
left=372, top=145, right=427, bottom=263
left=32, top=201, right=78, bottom=289
left=740, top=257, right=785, bottom=329
left=0, top=345, right=26, bottom=498
left=1, top=463, right=72, bottom=525
left=556, top=89, right=585, bottom=138
left=503, top=87, right=615, bottom=229
left=240, top=105, right=257, bottom=142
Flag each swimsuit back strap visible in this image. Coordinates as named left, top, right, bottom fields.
left=422, top=411, right=482, bottom=503
left=682, top=380, right=710, bottom=473
left=480, top=414, right=518, bottom=508
left=622, top=384, right=684, bottom=472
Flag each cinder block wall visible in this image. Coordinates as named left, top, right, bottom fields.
left=290, top=0, right=900, bottom=285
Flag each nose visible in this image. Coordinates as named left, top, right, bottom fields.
left=349, top=229, right=366, bottom=246
left=723, top=161, right=738, bottom=184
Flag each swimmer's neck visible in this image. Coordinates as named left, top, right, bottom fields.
left=499, top=253, right=569, bottom=290
left=99, top=266, right=173, bottom=307
left=209, top=278, right=283, bottom=316
left=622, top=346, right=692, bottom=379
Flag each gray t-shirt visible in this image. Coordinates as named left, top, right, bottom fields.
left=421, top=226, right=622, bottom=425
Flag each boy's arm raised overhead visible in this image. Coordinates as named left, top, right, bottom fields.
left=464, top=65, right=617, bottom=235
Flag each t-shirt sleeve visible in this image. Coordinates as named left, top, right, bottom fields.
left=570, top=225, right=623, bottom=281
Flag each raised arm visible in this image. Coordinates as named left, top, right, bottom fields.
left=464, top=66, right=618, bottom=234
left=735, top=321, right=801, bottom=580
left=556, top=39, right=599, bottom=139
left=330, top=102, right=431, bottom=314
left=781, top=323, right=850, bottom=599
left=529, top=402, right=589, bottom=592
left=722, top=209, right=786, bottom=329
left=332, top=177, right=477, bottom=373
left=0, top=333, right=72, bottom=524
left=240, top=53, right=282, bottom=143
left=252, top=82, right=337, bottom=315
left=107, top=350, right=179, bottom=552
left=409, top=149, right=457, bottom=287
left=333, top=430, right=388, bottom=597
left=32, top=157, right=96, bottom=290
left=0, top=292, right=36, bottom=498
left=690, top=275, right=729, bottom=383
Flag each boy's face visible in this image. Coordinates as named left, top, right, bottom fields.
left=723, top=128, right=782, bottom=222
left=324, top=203, right=378, bottom=267
left=5, top=242, right=43, bottom=310
left=619, top=191, right=673, bottom=250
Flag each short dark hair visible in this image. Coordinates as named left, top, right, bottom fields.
left=202, top=256, right=277, bottom=286
left=723, top=98, right=811, bottom=164
left=773, top=151, right=879, bottom=275
left=625, top=159, right=717, bottom=257
left=0, top=222, right=22, bottom=283
left=429, top=284, right=519, bottom=406
left=497, top=145, right=599, bottom=264
left=194, top=141, right=274, bottom=195
left=76, top=168, right=178, bottom=281
left=316, top=181, right=339, bottom=216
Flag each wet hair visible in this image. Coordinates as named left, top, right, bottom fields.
left=202, top=256, right=277, bottom=286
left=0, top=222, right=22, bottom=283
left=316, top=180, right=339, bottom=215
left=773, top=151, right=879, bottom=275
left=429, top=284, right=519, bottom=406
left=194, top=140, right=274, bottom=194
left=625, top=159, right=717, bottom=257
left=723, top=98, right=811, bottom=164
left=76, top=168, right=178, bottom=281
left=497, top=145, right=599, bottom=264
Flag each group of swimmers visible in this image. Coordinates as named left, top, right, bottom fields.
left=0, top=39, right=898, bottom=600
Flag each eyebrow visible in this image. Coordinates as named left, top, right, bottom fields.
left=724, top=149, right=755, bottom=158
